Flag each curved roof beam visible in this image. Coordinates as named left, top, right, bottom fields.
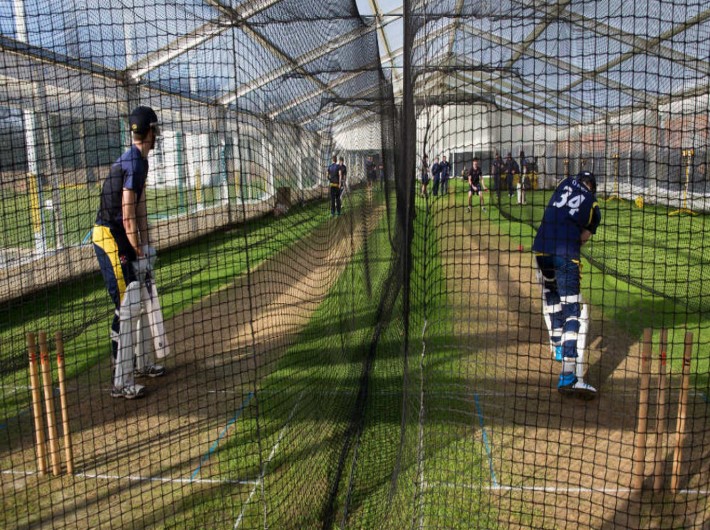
left=457, top=20, right=642, bottom=104
left=222, top=10, right=404, bottom=107
left=218, top=23, right=378, bottom=106
left=367, top=0, right=402, bottom=92
left=549, top=3, right=710, bottom=77
left=125, top=0, right=284, bottom=83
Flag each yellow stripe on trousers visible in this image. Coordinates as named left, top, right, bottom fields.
left=92, top=225, right=127, bottom=302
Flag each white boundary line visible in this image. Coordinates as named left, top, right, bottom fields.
left=233, top=391, right=304, bottom=529
left=1, top=469, right=257, bottom=486
left=429, top=480, right=710, bottom=496
left=3, top=380, right=707, bottom=400
left=6, top=467, right=707, bottom=496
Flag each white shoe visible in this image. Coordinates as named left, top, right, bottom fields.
left=559, top=379, right=597, bottom=400
left=111, top=384, right=146, bottom=399
left=136, top=364, right=166, bottom=378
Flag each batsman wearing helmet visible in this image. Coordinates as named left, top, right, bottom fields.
left=92, top=106, right=167, bottom=399
left=532, top=170, right=601, bottom=399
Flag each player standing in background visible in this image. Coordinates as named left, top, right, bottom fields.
left=439, top=155, right=451, bottom=195
left=365, top=155, right=377, bottom=188
left=532, top=170, right=601, bottom=399
left=338, top=156, right=347, bottom=204
left=518, top=151, right=530, bottom=205
left=92, top=106, right=166, bottom=400
left=431, top=156, right=441, bottom=196
left=490, top=152, right=503, bottom=202
left=420, top=154, right=431, bottom=197
left=466, top=157, right=487, bottom=212
left=504, top=152, right=520, bottom=200
left=327, top=155, right=342, bottom=216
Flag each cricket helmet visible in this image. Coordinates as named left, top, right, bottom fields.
left=576, top=170, right=596, bottom=194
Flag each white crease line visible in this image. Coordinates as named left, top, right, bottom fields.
left=429, top=480, right=710, bottom=495
left=1, top=469, right=256, bottom=485
left=234, top=391, right=304, bottom=529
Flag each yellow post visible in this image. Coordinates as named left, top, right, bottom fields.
left=669, top=148, right=697, bottom=216
left=606, top=153, right=624, bottom=202
left=28, top=174, right=42, bottom=234
left=27, top=173, right=46, bottom=253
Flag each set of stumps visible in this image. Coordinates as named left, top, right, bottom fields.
left=633, top=328, right=694, bottom=493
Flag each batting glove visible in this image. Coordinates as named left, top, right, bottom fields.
left=132, top=256, right=151, bottom=281
left=141, top=245, right=157, bottom=269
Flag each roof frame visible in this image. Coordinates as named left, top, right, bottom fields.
left=125, top=0, right=284, bottom=83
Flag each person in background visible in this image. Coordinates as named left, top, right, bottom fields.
left=365, top=155, right=377, bottom=188
left=490, top=152, right=503, bottom=201
left=504, top=152, right=520, bottom=200
left=338, top=156, right=347, bottom=204
left=431, top=156, right=441, bottom=196
left=420, top=154, right=431, bottom=197
left=326, top=155, right=342, bottom=216
left=466, top=157, right=487, bottom=213
left=439, top=155, right=451, bottom=195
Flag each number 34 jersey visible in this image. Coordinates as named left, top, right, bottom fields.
left=532, top=176, right=602, bottom=259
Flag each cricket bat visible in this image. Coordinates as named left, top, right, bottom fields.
left=143, top=271, right=170, bottom=359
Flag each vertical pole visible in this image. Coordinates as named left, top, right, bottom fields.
left=176, top=131, right=185, bottom=211
left=15, top=0, right=46, bottom=254
left=652, top=328, right=668, bottom=492
left=195, top=168, right=203, bottom=208
left=55, top=332, right=74, bottom=474
left=632, top=328, right=652, bottom=491
left=671, top=332, right=693, bottom=492
left=27, top=172, right=46, bottom=254
left=683, top=149, right=694, bottom=210
left=27, top=333, right=48, bottom=475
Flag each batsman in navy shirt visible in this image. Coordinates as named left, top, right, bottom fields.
left=532, top=171, right=601, bottom=399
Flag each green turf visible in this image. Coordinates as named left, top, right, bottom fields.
left=0, top=199, right=332, bottom=422
left=3, top=179, right=710, bottom=527
left=162, top=196, right=396, bottom=526
left=180, top=191, right=500, bottom=528
left=0, top=184, right=236, bottom=249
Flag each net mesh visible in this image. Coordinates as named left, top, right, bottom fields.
left=1, top=0, right=709, bottom=528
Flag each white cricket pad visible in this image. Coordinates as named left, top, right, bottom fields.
left=143, top=278, right=171, bottom=359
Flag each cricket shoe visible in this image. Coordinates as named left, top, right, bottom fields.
left=111, top=384, right=146, bottom=399
left=558, top=375, right=597, bottom=400
left=136, top=364, right=167, bottom=378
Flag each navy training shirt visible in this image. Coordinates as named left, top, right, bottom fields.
left=96, top=145, right=148, bottom=231
left=532, top=176, right=601, bottom=259
left=327, top=162, right=340, bottom=185
left=468, top=166, right=482, bottom=187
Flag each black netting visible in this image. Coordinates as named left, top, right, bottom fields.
left=1, top=1, right=710, bottom=528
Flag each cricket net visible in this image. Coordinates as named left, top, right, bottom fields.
left=1, top=1, right=710, bottom=529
